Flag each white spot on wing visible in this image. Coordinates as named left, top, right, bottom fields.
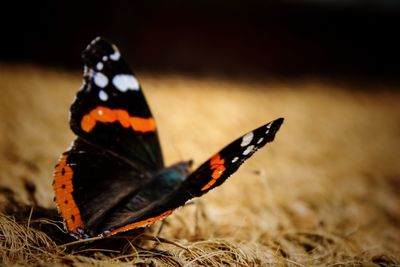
left=231, top=157, right=239, bottom=163
left=243, top=145, right=255, bottom=156
left=241, top=132, right=254, bottom=147
left=96, top=62, right=104, bottom=70
left=257, top=137, right=264, bottom=144
left=66, top=140, right=75, bottom=151
left=109, top=48, right=121, bottom=61
left=93, top=72, right=108, bottom=88
left=102, top=56, right=108, bottom=61
left=99, top=90, right=108, bottom=101
left=265, top=123, right=272, bottom=134
left=97, top=109, right=104, bottom=115
left=112, top=74, right=140, bottom=92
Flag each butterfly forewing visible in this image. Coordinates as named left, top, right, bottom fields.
left=182, top=118, right=284, bottom=196
left=69, top=37, right=163, bottom=171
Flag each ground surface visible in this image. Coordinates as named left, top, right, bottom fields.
left=0, top=64, right=399, bottom=266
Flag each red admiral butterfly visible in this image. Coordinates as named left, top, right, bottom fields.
left=53, top=37, right=284, bottom=239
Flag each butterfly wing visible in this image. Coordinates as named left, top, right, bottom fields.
left=179, top=117, right=284, bottom=196
left=70, top=37, right=163, bottom=170
left=53, top=138, right=153, bottom=238
left=100, top=118, right=284, bottom=237
left=53, top=37, right=164, bottom=238
left=54, top=37, right=284, bottom=239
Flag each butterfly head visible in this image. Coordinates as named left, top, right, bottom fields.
left=167, top=160, right=193, bottom=178
left=162, top=160, right=193, bottom=179
left=151, top=160, right=193, bottom=193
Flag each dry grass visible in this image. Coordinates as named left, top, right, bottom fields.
left=0, top=64, right=399, bottom=266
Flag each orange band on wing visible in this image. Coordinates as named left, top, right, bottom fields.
left=201, top=153, right=226, bottom=191
left=53, top=155, right=84, bottom=233
left=81, top=106, right=156, bottom=133
left=105, top=210, right=174, bottom=237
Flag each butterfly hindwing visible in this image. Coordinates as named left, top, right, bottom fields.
left=70, top=37, right=163, bottom=171
left=53, top=138, right=153, bottom=238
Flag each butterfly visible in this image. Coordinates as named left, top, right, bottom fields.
left=53, top=37, right=284, bottom=239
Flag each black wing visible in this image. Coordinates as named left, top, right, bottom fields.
left=53, top=37, right=164, bottom=238
left=70, top=37, right=163, bottom=171
left=98, top=118, right=284, bottom=237
left=53, top=139, right=153, bottom=238
left=179, top=117, right=284, bottom=196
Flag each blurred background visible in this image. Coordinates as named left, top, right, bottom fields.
left=1, top=0, right=400, bottom=84
left=1, top=2, right=400, bottom=265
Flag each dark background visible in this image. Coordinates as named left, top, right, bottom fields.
left=1, top=1, right=400, bottom=84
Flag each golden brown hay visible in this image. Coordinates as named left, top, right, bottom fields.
left=0, top=64, right=399, bottom=266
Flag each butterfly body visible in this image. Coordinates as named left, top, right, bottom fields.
left=53, top=37, right=284, bottom=239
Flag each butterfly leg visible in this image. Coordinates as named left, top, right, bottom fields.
left=156, top=219, right=167, bottom=237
